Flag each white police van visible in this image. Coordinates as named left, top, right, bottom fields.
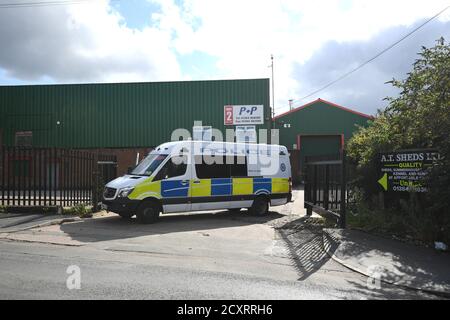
left=102, top=141, right=292, bottom=223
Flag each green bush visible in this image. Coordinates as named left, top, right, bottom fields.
left=348, top=192, right=443, bottom=244
left=347, top=38, right=450, bottom=244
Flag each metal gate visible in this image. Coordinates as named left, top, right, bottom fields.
left=0, top=147, right=117, bottom=209
left=304, top=151, right=347, bottom=228
left=93, top=155, right=118, bottom=210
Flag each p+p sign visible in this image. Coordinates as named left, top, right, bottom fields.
left=224, top=105, right=264, bottom=125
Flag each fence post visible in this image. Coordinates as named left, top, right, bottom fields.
left=1, top=146, right=4, bottom=207
left=306, top=204, right=312, bottom=216
left=312, top=165, right=317, bottom=205
left=304, top=164, right=312, bottom=216
left=340, top=150, right=347, bottom=228
left=1, top=146, right=4, bottom=206
left=324, top=164, right=329, bottom=210
left=92, top=154, right=101, bottom=212
left=92, top=164, right=98, bottom=212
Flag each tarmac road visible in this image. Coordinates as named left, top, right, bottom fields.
left=0, top=211, right=437, bottom=300
left=0, top=240, right=359, bottom=300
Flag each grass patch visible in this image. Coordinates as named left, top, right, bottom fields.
left=63, top=203, right=93, bottom=218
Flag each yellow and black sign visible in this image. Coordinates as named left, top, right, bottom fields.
left=378, top=150, right=440, bottom=193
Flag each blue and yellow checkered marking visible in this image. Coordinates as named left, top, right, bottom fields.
left=190, top=179, right=210, bottom=197
left=272, top=178, right=290, bottom=194
left=131, top=177, right=289, bottom=200
left=253, top=178, right=272, bottom=194
left=211, top=178, right=232, bottom=196
left=232, top=178, right=253, bottom=195
left=161, top=180, right=189, bottom=198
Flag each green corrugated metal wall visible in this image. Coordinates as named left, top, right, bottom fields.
left=0, top=79, right=270, bottom=148
left=275, top=100, right=371, bottom=152
left=300, top=136, right=342, bottom=157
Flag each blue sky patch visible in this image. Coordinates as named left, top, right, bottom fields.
left=112, top=0, right=160, bottom=30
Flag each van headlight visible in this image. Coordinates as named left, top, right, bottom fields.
left=117, top=187, right=134, bottom=198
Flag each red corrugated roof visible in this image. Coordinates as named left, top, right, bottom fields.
left=272, top=98, right=374, bottom=120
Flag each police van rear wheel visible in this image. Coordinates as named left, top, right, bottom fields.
left=136, top=201, right=160, bottom=224
left=250, top=196, right=269, bottom=216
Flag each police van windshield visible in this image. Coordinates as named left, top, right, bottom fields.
left=131, top=154, right=168, bottom=176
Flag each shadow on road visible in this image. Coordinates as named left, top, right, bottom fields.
left=60, top=210, right=284, bottom=243
left=275, top=216, right=336, bottom=281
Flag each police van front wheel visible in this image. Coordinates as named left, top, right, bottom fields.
left=250, top=197, right=269, bottom=216
left=136, top=201, right=160, bottom=224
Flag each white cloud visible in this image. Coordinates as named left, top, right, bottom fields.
left=1, top=0, right=449, bottom=115
left=0, top=0, right=181, bottom=82
left=290, top=18, right=450, bottom=114
left=151, top=0, right=450, bottom=113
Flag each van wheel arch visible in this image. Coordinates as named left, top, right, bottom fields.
left=249, top=195, right=270, bottom=216
left=140, top=197, right=163, bottom=212
left=136, top=198, right=162, bottom=224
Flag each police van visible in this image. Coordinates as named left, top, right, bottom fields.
left=102, top=141, right=292, bottom=223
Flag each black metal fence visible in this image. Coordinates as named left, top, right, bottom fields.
left=304, top=152, right=347, bottom=228
left=0, top=147, right=117, bottom=209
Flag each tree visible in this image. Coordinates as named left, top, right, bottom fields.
left=347, top=38, right=450, bottom=243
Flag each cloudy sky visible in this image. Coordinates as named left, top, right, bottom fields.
left=0, top=0, right=449, bottom=115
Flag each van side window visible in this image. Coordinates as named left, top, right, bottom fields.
left=194, top=155, right=248, bottom=179
left=230, top=156, right=247, bottom=177
left=195, top=156, right=228, bottom=179
left=154, top=156, right=187, bottom=181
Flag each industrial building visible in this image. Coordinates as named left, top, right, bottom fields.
left=0, top=79, right=271, bottom=174
left=273, top=98, right=372, bottom=182
left=0, top=79, right=372, bottom=180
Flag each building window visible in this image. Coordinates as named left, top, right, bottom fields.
left=230, top=156, right=247, bottom=177
left=15, top=131, right=33, bottom=147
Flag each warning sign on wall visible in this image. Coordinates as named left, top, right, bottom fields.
left=235, top=126, right=257, bottom=143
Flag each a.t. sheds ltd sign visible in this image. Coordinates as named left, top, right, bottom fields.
left=378, top=150, right=441, bottom=193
